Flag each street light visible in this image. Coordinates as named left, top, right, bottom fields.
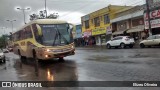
left=6, top=20, right=16, bottom=32
left=17, top=7, right=30, bottom=24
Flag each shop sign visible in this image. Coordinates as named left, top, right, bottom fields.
left=144, top=9, right=160, bottom=20
left=106, top=26, right=112, bottom=35
left=82, top=30, right=92, bottom=37
left=145, top=18, right=160, bottom=29
left=144, top=8, right=160, bottom=29
left=92, top=27, right=106, bottom=36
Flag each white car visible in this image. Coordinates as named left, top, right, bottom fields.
left=0, top=49, right=6, bottom=63
left=3, top=49, right=9, bottom=53
left=140, top=34, right=160, bottom=48
left=106, top=36, right=135, bottom=49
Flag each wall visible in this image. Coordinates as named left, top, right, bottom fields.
left=81, top=5, right=132, bottom=36
left=131, top=17, right=144, bottom=27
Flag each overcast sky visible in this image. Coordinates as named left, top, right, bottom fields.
left=0, top=0, right=145, bottom=36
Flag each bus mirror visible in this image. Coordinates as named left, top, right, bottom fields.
left=36, top=24, right=42, bottom=36
left=69, top=23, right=74, bottom=30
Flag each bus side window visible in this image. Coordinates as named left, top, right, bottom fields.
left=32, top=24, right=42, bottom=44
left=17, top=31, right=21, bottom=41
left=25, top=26, right=32, bottom=39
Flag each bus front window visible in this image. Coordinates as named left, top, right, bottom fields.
left=39, top=24, right=73, bottom=46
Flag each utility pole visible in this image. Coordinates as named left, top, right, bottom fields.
left=146, top=0, right=152, bottom=36
left=45, top=0, right=47, bottom=18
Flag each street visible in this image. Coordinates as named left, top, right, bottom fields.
left=0, top=47, right=160, bottom=90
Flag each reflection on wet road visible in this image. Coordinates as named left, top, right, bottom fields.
left=1, top=47, right=160, bottom=90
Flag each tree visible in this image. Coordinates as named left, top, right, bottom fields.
left=0, top=35, right=9, bottom=48
left=48, top=13, right=59, bottom=19
left=39, top=10, right=46, bottom=19
left=29, top=10, right=59, bottom=21
left=30, top=14, right=39, bottom=21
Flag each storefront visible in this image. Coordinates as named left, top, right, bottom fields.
left=127, top=25, right=145, bottom=40
left=112, top=20, right=129, bottom=37
left=144, top=7, right=160, bottom=35
left=127, top=17, right=145, bottom=40
left=82, top=30, right=93, bottom=46
left=92, top=27, right=105, bottom=45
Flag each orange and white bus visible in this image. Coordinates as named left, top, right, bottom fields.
left=12, top=19, right=75, bottom=60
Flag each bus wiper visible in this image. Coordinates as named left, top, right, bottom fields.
left=52, top=31, right=58, bottom=46
left=55, top=27, right=69, bottom=44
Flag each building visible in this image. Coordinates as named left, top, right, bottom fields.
left=74, top=24, right=84, bottom=47
left=81, top=5, right=131, bottom=46
left=144, top=0, right=160, bottom=35
left=111, top=5, right=146, bottom=41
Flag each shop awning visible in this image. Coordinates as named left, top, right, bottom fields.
left=127, top=28, right=143, bottom=33
left=112, top=30, right=127, bottom=35
left=127, top=25, right=144, bottom=33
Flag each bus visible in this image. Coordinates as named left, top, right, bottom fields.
left=12, top=19, right=75, bottom=60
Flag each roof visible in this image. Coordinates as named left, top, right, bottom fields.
left=114, top=5, right=145, bottom=17
left=17, top=19, right=68, bottom=31
left=81, top=5, right=132, bottom=19
left=111, top=10, right=144, bottom=23
left=113, top=6, right=134, bottom=14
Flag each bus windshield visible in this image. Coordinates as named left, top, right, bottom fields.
left=39, top=24, right=73, bottom=46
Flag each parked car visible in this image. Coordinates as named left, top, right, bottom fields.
left=3, top=49, right=9, bottom=53
left=140, top=34, right=160, bottom=48
left=0, top=49, right=6, bottom=63
left=106, top=36, right=135, bottom=49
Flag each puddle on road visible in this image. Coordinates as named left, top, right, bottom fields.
left=87, top=55, right=140, bottom=64
left=128, top=54, right=150, bottom=58
left=87, top=53, right=154, bottom=62
left=87, top=55, right=126, bottom=62
left=12, top=58, right=78, bottom=81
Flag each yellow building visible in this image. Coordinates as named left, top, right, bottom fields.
left=81, top=5, right=132, bottom=45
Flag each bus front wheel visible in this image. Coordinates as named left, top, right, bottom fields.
left=58, top=57, right=64, bottom=62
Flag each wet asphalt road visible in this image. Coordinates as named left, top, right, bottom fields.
left=1, top=47, right=160, bottom=90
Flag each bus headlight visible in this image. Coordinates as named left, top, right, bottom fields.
left=46, top=49, right=51, bottom=52
left=71, top=45, right=74, bottom=49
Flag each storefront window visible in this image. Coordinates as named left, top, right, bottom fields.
left=132, top=18, right=144, bottom=27
left=95, top=36, right=99, bottom=44
left=117, top=21, right=127, bottom=31
left=104, top=14, right=110, bottom=24
left=85, top=20, right=89, bottom=29
left=94, top=17, right=100, bottom=27
left=101, top=35, right=106, bottom=43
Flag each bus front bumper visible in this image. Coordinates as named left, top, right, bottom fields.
left=41, top=50, right=75, bottom=60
